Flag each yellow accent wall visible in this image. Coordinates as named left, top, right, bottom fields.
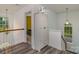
left=26, top=16, right=31, bottom=30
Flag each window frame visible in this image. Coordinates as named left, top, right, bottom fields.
left=64, top=23, right=72, bottom=38
left=0, top=17, right=8, bottom=31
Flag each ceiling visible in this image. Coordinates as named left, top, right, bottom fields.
left=0, top=4, right=25, bottom=13
left=43, top=4, right=79, bottom=13
left=0, top=4, right=79, bottom=13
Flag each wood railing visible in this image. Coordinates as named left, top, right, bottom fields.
left=0, top=28, right=24, bottom=33
left=61, top=35, right=77, bottom=54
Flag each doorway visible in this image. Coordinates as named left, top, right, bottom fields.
left=26, top=14, right=32, bottom=45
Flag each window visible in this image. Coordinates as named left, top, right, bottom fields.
left=0, top=17, right=8, bottom=31
left=64, top=23, right=72, bottom=38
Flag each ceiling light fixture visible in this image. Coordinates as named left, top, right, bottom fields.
left=39, top=7, right=48, bottom=14
left=5, top=8, right=9, bottom=30
left=65, top=8, right=69, bottom=24
left=6, top=9, right=8, bottom=18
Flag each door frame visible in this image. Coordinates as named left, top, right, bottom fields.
left=25, top=11, right=36, bottom=49
left=24, top=11, right=42, bottom=50
left=25, top=11, right=32, bottom=43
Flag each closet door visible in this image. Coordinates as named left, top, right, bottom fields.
left=34, top=13, right=48, bottom=51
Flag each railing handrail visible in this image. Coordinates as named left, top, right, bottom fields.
left=61, top=35, right=67, bottom=50
left=0, top=28, right=24, bottom=32
left=61, top=35, right=77, bottom=54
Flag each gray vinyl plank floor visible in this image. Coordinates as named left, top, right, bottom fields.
left=0, top=43, right=73, bottom=54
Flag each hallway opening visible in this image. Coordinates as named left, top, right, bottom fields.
left=26, top=12, right=32, bottom=45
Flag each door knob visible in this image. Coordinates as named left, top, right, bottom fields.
left=44, top=27, right=46, bottom=29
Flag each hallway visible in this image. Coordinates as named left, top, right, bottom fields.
left=0, top=4, right=78, bottom=54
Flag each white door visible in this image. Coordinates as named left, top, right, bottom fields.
left=34, top=13, right=48, bottom=51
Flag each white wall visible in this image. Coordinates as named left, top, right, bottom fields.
left=56, top=11, right=79, bottom=47
left=47, top=10, right=64, bottom=50
left=47, top=10, right=57, bottom=30
left=49, top=30, right=63, bottom=50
